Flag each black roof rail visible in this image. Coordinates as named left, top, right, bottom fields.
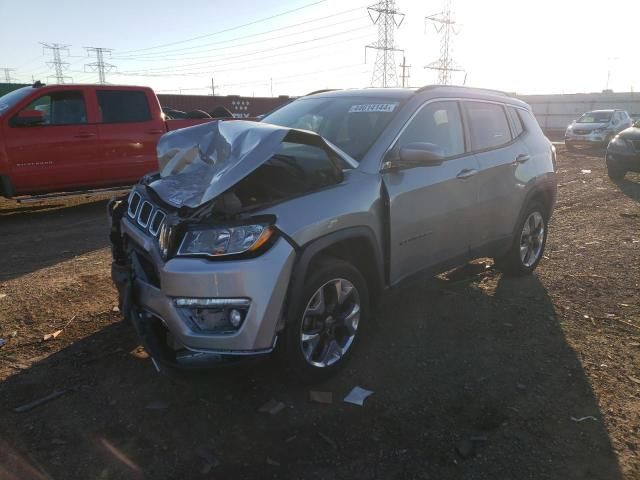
left=32, top=80, right=45, bottom=88
left=415, top=84, right=511, bottom=97
left=304, top=89, right=338, bottom=96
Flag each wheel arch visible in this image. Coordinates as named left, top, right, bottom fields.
left=283, top=226, right=385, bottom=326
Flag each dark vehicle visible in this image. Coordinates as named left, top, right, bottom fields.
left=162, top=107, right=188, bottom=119
left=606, top=120, right=640, bottom=179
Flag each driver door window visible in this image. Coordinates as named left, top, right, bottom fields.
left=396, top=101, right=465, bottom=157
left=20, top=91, right=87, bottom=125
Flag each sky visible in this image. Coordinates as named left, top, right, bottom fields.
left=0, top=0, right=638, bottom=97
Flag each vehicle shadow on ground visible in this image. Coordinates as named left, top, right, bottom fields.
left=0, top=199, right=111, bottom=281
left=0, top=264, right=623, bottom=479
left=614, top=175, right=640, bottom=203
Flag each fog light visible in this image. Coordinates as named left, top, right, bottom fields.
left=174, top=298, right=249, bottom=334
left=229, top=309, right=243, bottom=328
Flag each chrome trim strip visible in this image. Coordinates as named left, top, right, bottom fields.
left=127, top=192, right=142, bottom=218
left=174, top=298, right=251, bottom=308
left=137, top=201, right=152, bottom=228
left=148, top=210, right=166, bottom=236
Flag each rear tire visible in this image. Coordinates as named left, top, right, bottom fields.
left=494, top=201, right=548, bottom=276
left=279, top=257, right=369, bottom=383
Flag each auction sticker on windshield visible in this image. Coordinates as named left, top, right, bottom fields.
left=349, top=103, right=398, bottom=113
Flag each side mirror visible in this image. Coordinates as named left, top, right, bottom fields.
left=397, top=142, right=445, bottom=168
left=12, top=109, right=45, bottom=127
left=382, top=142, right=445, bottom=172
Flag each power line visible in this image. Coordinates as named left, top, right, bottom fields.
left=84, top=47, right=116, bottom=84
left=108, top=33, right=373, bottom=78
left=118, top=0, right=326, bottom=55
left=114, top=5, right=368, bottom=60
left=425, top=0, right=464, bottom=85
left=40, top=43, right=72, bottom=84
left=1, top=68, right=16, bottom=83
left=113, top=16, right=367, bottom=62
left=365, top=0, right=404, bottom=88
left=117, top=28, right=373, bottom=76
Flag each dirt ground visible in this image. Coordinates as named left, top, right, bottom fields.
left=0, top=146, right=638, bottom=480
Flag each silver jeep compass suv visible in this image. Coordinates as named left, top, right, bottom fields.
left=109, top=85, right=557, bottom=380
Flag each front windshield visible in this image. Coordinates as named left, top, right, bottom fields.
left=0, top=87, right=32, bottom=116
left=577, top=111, right=612, bottom=123
left=262, top=96, right=403, bottom=161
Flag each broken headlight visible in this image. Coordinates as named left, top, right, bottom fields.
left=177, top=224, right=275, bottom=258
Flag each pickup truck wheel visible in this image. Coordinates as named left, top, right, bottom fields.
left=494, top=201, right=548, bottom=276
left=280, top=258, right=369, bottom=382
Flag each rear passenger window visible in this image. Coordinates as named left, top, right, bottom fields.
left=465, top=102, right=512, bottom=151
left=97, top=90, right=151, bottom=123
left=507, top=107, right=524, bottom=138
left=17, top=91, right=87, bottom=125
left=396, top=101, right=465, bottom=158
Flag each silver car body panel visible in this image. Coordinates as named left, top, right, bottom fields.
left=112, top=86, right=557, bottom=360
left=121, top=217, right=295, bottom=352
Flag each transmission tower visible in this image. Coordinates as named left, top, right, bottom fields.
left=84, top=47, right=115, bottom=84
left=365, top=0, right=404, bottom=88
left=1, top=68, right=16, bottom=83
left=425, top=0, right=464, bottom=85
left=41, top=43, right=72, bottom=84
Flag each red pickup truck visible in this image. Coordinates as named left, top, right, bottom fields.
left=0, top=82, right=215, bottom=198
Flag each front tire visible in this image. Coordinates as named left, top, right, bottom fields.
left=494, top=202, right=548, bottom=276
left=280, top=257, right=369, bottom=382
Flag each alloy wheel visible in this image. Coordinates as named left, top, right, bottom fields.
left=519, top=211, right=545, bottom=268
left=299, top=278, right=361, bottom=368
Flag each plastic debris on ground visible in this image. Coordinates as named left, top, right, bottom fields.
left=43, top=330, right=63, bottom=341
left=309, top=390, right=333, bottom=404
left=580, top=169, right=591, bottom=174
left=571, top=415, right=597, bottom=422
left=259, top=398, right=286, bottom=415
left=343, top=386, right=374, bottom=406
left=0, top=339, right=6, bottom=348
left=14, top=390, right=67, bottom=413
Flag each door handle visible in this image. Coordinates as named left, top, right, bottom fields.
left=514, top=153, right=530, bottom=164
left=75, top=131, right=96, bottom=138
left=456, top=168, right=478, bottom=180
left=146, top=128, right=164, bottom=134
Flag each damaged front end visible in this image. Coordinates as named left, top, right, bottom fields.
left=108, top=120, right=346, bottom=369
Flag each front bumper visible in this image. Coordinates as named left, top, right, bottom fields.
left=114, top=216, right=296, bottom=367
left=565, top=131, right=608, bottom=145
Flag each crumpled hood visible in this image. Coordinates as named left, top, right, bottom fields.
left=149, top=120, right=316, bottom=209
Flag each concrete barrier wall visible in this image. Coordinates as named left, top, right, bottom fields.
left=516, top=92, right=640, bottom=133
